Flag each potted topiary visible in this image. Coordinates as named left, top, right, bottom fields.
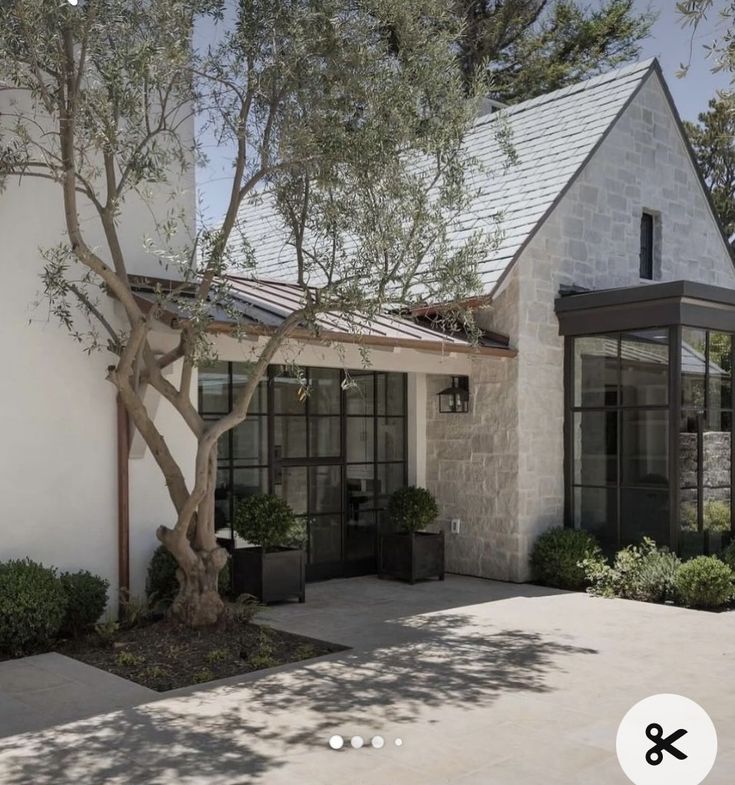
left=231, top=494, right=305, bottom=603
left=378, top=486, right=444, bottom=583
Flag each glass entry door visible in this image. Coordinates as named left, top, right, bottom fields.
left=275, top=463, right=345, bottom=580
left=199, top=362, right=407, bottom=581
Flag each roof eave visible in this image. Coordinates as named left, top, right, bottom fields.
left=208, top=321, right=517, bottom=358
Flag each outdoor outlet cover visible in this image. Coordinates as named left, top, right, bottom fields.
left=450, top=518, right=461, bottom=534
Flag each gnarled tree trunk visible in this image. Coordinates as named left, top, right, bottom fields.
left=157, top=447, right=228, bottom=627
left=161, top=530, right=228, bottom=627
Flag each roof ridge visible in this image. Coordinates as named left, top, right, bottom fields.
left=475, top=57, right=657, bottom=130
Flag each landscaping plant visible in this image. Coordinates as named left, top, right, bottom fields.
left=0, top=559, right=67, bottom=656
left=674, top=556, right=735, bottom=610
left=582, top=539, right=680, bottom=603
left=59, top=570, right=109, bottom=637
left=233, top=495, right=299, bottom=550
left=530, top=527, right=601, bottom=590
left=387, top=487, right=439, bottom=534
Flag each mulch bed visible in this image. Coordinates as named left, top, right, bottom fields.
left=57, top=618, right=345, bottom=692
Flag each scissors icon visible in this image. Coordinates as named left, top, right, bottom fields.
left=645, top=723, right=688, bottom=766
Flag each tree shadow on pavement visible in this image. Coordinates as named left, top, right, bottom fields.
left=0, top=608, right=597, bottom=785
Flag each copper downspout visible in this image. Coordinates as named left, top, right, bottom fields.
left=116, top=394, right=130, bottom=612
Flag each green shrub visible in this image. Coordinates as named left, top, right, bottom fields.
left=583, top=539, right=680, bottom=603
left=530, top=527, right=601, bottom=590
left=704, top=500, right=731, bottom=533
left=634, top=549, right=682, bottom=603
left=146, top=545, right=179, bottom=605
left=680, top=501, right=730, bottom=533
left=0, top=559, right=67, bottom=655
left=234, top=494, right=298, bottom=549
left=59, top=571, right=109, bottom=637
left=387, top=486, right=439, bottom=534
left=146, top=545, right=231, bottom=607
left=674, top=556, right=734, bottom=609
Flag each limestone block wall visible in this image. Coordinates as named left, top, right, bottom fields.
left=512, top=72, right=735, bottom=578
left=425, top=268, right=522, bottom=580
left=425, top=71, right=735, bottom=584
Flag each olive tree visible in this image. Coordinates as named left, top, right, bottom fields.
left=0, top=0, right=495, bottom=625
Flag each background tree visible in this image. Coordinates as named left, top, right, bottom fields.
left=677, top=1, right=735, bottom=77
left=0, top=0, right=491, bottom=626
left=455, top=0, right=654, bottom=101
left=685, top=96, right=735, bottom=243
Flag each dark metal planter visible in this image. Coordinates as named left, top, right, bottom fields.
left=377, top=531, right=445, bottom=583
left=226, top=544, right=305, bottom=604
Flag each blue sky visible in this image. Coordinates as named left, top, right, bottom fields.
left=197, top=1, right=732, bottom=223
left=637, top=0, right=730, bottom=120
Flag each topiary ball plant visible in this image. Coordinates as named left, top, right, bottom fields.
left=387, top=486, right=439, bottom=534
left=531, top=527, right=602, bottom=591
left=234, top=494, right=298, bottom=550
left=0, top=559, right=67, bottom=656
left=674, top=556, right=734, bottom=609
left=59, top=570, right=109, bottom=637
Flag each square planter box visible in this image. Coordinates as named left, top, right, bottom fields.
left=228, top=545, right=306, bottom=604
left=378, top=531, right=445, bottom=583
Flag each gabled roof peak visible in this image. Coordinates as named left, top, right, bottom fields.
left=477, top=58, right=657, bottom=130
left=230, top=58, right=661, bottom=294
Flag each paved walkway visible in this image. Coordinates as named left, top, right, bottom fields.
left=0, top=653, right=155, bottom=738
left=1, top=576, right=734, bottom=784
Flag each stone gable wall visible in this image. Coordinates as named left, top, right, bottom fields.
left=425, top=72, right=735, bottom=582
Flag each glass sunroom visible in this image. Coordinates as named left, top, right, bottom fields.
left=556, top=281, right=735, bottom=557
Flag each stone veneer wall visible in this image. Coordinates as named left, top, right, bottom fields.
left=426, top=71, right=735, bottom=583
left=512, top=72, right=735, bottom=578
left=425, top=267, right=522, bottom=580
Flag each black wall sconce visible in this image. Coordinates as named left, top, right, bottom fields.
left=437, top=376, right=470, bottom=414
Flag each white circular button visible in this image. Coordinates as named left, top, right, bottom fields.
left=351, top=736, right=364, bottom=749
left=371, top=735, right=385, bottom=749
left=616, top=694, right=717, bottom=785
left=328, top=735, right=344, bottom=750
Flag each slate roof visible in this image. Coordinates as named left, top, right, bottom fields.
left=229, top=58, right=656, bottom=297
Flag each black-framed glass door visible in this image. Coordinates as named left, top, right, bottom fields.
left=199, top=362, right=408, bottom=580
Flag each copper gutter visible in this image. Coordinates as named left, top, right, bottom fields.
left=116, top=394, right=130, bottom=611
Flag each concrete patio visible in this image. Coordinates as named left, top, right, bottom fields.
left=0, top=652, right=155, bottom=738
left=0, top=575, right=734, bottom=784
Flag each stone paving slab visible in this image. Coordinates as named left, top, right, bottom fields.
left=0, top=576, right=734, bottom=784
left=0, top=653, right=156, bottom=738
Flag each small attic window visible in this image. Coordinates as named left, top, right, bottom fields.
left=640, top=211, right=656, bottom=280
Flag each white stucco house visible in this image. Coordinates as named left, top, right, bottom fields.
left=3, top=57, right=735, bottom=599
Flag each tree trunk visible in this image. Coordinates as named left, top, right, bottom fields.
left=159, top=526, right=229, bottom=627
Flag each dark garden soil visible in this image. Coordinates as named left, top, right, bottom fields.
left=57, top=617, right=345, bottom=692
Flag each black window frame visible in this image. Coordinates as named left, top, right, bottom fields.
left=558, top=281, right=735, bottom=557
left=639, top=211, right=655, bottom=280
left=198, top=362, right=408, bottom=578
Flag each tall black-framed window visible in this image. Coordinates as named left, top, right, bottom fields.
left=198, top=361, right=270, bottom=538
left=198, top=363, right=408, bottom=577
left=640, top=212, right=655, bottom=280
left=567, top=329, right=671, bottom=551
left=565, top=324, right=735, bottom=555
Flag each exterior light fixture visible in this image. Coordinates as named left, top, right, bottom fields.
left=437, top=375, right=470, bottom=414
